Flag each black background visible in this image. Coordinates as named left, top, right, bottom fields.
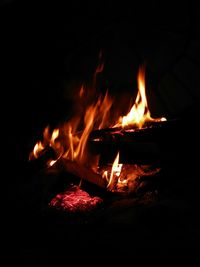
left=3, top=0, right=200, bottom=262
left=4, top=0, right=200, bottom=171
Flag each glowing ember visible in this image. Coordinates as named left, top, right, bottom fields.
left=49, top=185, right=103, bottom=212
left=100, top=154, right=161, bottom=194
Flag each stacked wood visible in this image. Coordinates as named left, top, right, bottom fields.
left=89, top=119, right=186, bottom=164
left=89, top=119, right=181, bottom=143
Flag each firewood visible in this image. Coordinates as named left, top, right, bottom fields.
left=54, top=158, right=107, bottom=189
left=28, top=146, right=56, bottom=173
left=89, top=119, right=185, bottom=164
left=89, top=119, right=181, bottom=143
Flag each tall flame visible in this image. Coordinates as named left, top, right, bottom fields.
left=30, top=86, right=113, bottom=168
left=115, top=65, right=166, bottom=128
left=29, top=63, right=166, bottom=188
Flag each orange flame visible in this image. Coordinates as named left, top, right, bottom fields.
left=29, top=63, right=166, bottom=189
left=29, top=126, right=51, bottom=160
left=30, top=89, right=113, bottom=169
left=32, top=141, right=45, bottom=159
left=29, top=55, right=108, bottom=167
left=79, top=85, right=84, bottom=98
left=115, top=65, right=166, bottom=128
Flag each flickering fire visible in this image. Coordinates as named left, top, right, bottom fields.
left=29, top=64, right=166, bottom=195
left=100, top=151, right=161, bottom=193
left=32, top=141, right=45, bottom=159
left=106, top=152, right=122, bottom=190
left=114, top=65, right=166, bottom=129
left=30, top=84, right=113, bottom=170
left=61, top=90, right=113, bottom=165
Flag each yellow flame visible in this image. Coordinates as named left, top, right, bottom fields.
left=107, top=152, right=122, bottom=189
left=29, top=55, right=111, bottom=165
left=116, top=65, right=166, bottom=128
left=29, top=126, right=51, bottom=160
left=29, top=64, right=166, bottom=186
left=48, top=159, right=57, bottom=167
left=73, top=103, right=99, bottom=162
left=50, top=129, right=59, bottom=145
left=73, top=93, right=111, bottom=163
left=32, top=141, right=45, bottom=159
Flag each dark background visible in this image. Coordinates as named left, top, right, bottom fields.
left=3, top=0, right=200, bottom=261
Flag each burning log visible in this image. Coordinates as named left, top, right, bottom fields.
left=98, top=163, right=161, bottom=195
left=28, top=146, right=56, bottom=173
left=89, top=119, right=184, bottom=164
left=54, top=158, right=107, bottom=189
left=90, top=119, right=180, bottom=143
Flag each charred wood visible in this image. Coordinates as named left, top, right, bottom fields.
left=27, top=146, right=56, bottom=173
left=54, top=158, right=107, bottom=189
left=90, top=119, right=181, bottom=143
left=89, top=119, right=193, bottom=164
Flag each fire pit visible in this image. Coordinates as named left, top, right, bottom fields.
left=28, top=64, right=169, bottom=221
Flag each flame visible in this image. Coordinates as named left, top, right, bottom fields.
left=29, top=88, right=113, bottom=169
left=32, top=141, right=45, bottom=159
left=115, top=65, right=166, bottom=129
left=64, top=102, right=100, bottom=162
left=29, top=52, right=112, bottom=167
left=29, top=126, right=52, bottom=160
left=29, top=63, right=166, bottom=191
left=107, top=152, right=122, bottom=189
left=79, top=85, right=84, bottom=98
left=48, top=159, right=57, bottom=167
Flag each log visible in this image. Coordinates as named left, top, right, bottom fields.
left=28, top=146, right=56, bottom=173
left=89, top=119, right=181, bottom=143
left=28, top=146, right=107, bottom=189
left=55, top=158, right=107, bottom=189
left=89, top=119, right=187, bottom=164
